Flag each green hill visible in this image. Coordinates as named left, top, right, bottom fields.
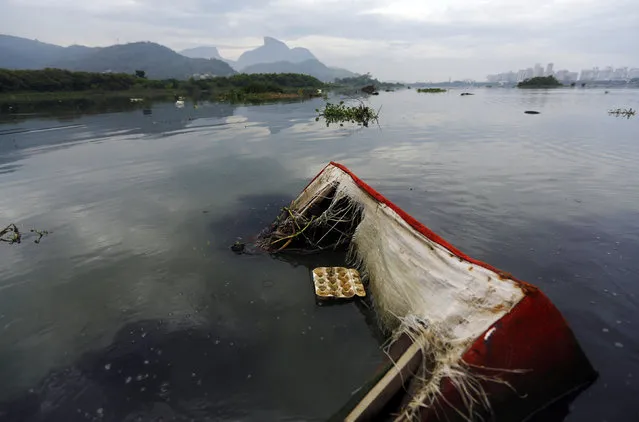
left=0, top=35, right=235, bottom=80
left=52, top=42, right=235, bottom=80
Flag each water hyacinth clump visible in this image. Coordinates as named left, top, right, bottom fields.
left=315, top=101, right=379, bottom=127
left=608, top=108, right=636, bottom=118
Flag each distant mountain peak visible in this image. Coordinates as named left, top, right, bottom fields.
left=263, top=36, right=286, bottom=47
left=180, top=45, right=223, bottom=60
left=236, top=36, right=316, bottom=70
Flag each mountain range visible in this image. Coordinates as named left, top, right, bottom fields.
left=180, top=37, right=356, bottom=82
left=0, top=34, right=356, bottom=82
left=0, top=34, right=234, bottom=79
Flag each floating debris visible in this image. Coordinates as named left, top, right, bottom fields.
left=460, top=92, right=474, bottom=96
left=312, top=267, right=366, bottom=300
left=230, top=241, right=245, bottom=254
left=315, top=101, right=379, bottom=128
left=524, top=110, right=541, bottom=115
left=608, top=108, right=636, bottom=118
left=1, top=224, right=50, bottom=244
left=30, top=228, right=49, bottom=244
left=0, top=224, right=21, bottom=244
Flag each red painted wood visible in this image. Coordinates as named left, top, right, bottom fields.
left=420, top=290, right=597, bottom=420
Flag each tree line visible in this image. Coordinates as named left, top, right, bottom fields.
left=0, top=68, right=324, bottom=94
left=334, top=73, right=404, bottom=89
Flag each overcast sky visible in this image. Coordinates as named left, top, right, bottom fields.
left=2, top=0, right=638, bottom=81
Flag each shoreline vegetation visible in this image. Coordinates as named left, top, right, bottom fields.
left=0, top=68, right=326, bottom=107
left=517, top=76, right=562, bottom=88
left=417, top=88, right=447, bottom=93
left=331, top=73, right=404, bottom=93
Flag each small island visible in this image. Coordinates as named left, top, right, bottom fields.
left=517, top=76, right=562, bottom=88
left=417, top=88, right=447, bottom=93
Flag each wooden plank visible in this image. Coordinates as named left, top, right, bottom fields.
left=345, top=335, right=425, bottom=421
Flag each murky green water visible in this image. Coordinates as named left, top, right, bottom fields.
left=1, top=89, right=638, bottom=421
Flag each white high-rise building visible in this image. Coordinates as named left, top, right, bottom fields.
left=546, top=63, right=554, bottom=76
left=554, top=69, right=568, bottom=82
left=612, top=67, right=628, bottom=81
left=598, top=66, right=614, bottom=80
left=579, top=68, right=599, bottom=81
left=533, top=63, right=544, bottom=77
left=517, top=69, right=528, bottom=82
left=524, top=68, right=534, bottom=80
left=567, top=72, right=579, bottom=82
left=628, top=68, right=639, bottom=79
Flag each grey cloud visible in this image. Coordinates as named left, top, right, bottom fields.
left=1, top=0, right=638, bottom=80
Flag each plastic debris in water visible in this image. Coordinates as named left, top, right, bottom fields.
left=312, top=267, right=365, bottom=300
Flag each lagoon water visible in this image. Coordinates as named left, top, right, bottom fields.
left=0, top=88, right=638, bottom=421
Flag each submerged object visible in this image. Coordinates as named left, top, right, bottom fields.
left=230, top=241, right=245, bottom=254
left=259, top=162, right=596, bottom=421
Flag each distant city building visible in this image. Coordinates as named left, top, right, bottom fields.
left=486, top=71, right=518, bottom=84
left=554, top=70, right=579, bottom=83
left=554, top=69, right=568, bottom=81
left=488, top=63, right=637, bottom=83
left=545, top=63, right=554, bottom=77
left=598, top=66, right=613, bottom=81
left=525, top=68, right=534, bottom=80
left=517, top=69, right=527, bottom=82
left=579, top=68, right=598, bottom=81
left=612, top=67, right=628, bottom=80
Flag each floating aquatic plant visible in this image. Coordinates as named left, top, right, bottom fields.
left=315, top=100, right=379, bottom=127
left=1, top=224, right=50, bottom=244
left=608, top=108, right=636, bottom=118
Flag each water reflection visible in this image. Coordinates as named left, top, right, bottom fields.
left=1, top=89, right=638, bottom=421
left=0, top=317, right=379, bottom=422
